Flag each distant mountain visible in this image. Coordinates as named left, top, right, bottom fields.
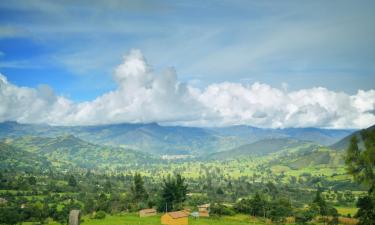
left=330, top=124, right=375, bottom=150
left=0, top=122, right=244, bottom=155
left=4, top=135, right=157, bottom=170
left=212, top=126, right=355, bottom=146
left=206, top=138, right=319, bottom=160
left=279, top=127, right=356, bottom=145
left=0, top=121, right=354, bottom=156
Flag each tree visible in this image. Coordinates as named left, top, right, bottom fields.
left=159, top=176, right=176, bottom=212
left=68, top=175, right=77, bottom=187
left=327, top=207, right=339, bottom=225
left=234, top=198, right=252, bottom=214
left=345, top=129, right=375, bottom=225
left=216, top=187, right=224, bottom=195
left=313, top=188, right=328, bottom=218
left=131, top=173, right=148, bottom=202
left=158, top=174, right=188, bottom=212
left=94, top=210, right=106, bottom=219
left=104, top=179, right=112, bottom=193
left=345, top=131, right=375, bottom=193
left=249, top=192, right=268, bottom=217
left=0, top=207, right=21, bottom=225
left=266, top=182, right=278, bottom=200
left=28, top=176, right=37, bottom=185
left=97, top=193, right=110, bottom=212
left=174, top=174, right=188, bottom=207
left=268, top=198, right=292, bottom=224
left=356, top=195, right=375, bottom=225
left=295, top=208, right=316, bottom=225
left=84, top=197, right=95, bottom=214
left=210, top=203, right=235, bottom=216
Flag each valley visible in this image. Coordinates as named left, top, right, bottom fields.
left=1, top=121, right=372, bottom=225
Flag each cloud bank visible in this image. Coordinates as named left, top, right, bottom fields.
left=1, top=50, right=374, bottom=128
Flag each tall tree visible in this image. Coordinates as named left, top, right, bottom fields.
left=28, top=176, right=37, bottom=185
left=313, top=188, right=328, bottom=217
left=68, top=175, right=77, bottom=187
left=160, top=176, right=176, bottom=212
left=131, top=173, right=148, bottom=202
left=345, top=131, right=375, bottom=193
left=158, top=174, right=188, bottom=212
left=249, top=192, right=268, bottom=218
left=174, top=174, right=188, bottom=205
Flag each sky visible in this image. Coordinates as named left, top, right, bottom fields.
left=0, top=0, right=374, bottom=128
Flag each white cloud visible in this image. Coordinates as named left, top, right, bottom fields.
left=0, top=50, right=374, bottom=128
left=0, top=75, right=72, bottom=124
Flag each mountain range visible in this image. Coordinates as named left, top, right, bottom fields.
left=0, top=121, right=373, bottom=172
left=0, top=121, right=354, bottom=156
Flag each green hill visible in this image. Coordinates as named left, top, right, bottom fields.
left=330, top=124, right=375, bottom=150
left=5, top=135, right=158, bottom=170
left=277, top=148, right=344, bottom=170
left=205, top=138, right=319, bottom=160
left=0, top=141, right=51, bottom=172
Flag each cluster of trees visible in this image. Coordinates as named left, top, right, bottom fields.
left=231, top=189, right=339, bottom=224
left=0, top=172, right=189, bottom=224
left=0, top=165, right=360, bottom=225
left=0, top=197, right=81, bottom=224
left=158, top=174, right=188, bottom=212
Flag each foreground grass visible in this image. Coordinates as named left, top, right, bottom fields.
left=22, top=213, right=356, bottom=225
left=80, top=214, right=269, bottom=225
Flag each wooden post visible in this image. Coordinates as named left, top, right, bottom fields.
left=69, top=210, right=80, bottom=225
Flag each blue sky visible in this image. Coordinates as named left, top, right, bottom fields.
left=1, top=0, right=374, bottom=101
left=0, top=1, right=374, bottom=128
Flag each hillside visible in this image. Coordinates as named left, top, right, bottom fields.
left=330, top=124, right=375, bottom=150
left=4, top=135, right=157, bottom=170
left=0, top=122, right=245, bottom=156
left=0, top=121, right=353, bottom=156
left=271, top=147, right=345, bottom=170
left=205, top=138, right=319, bottom=160
left=209, top=125, right=354, bottom=145
left=0, top=141, right=51, bottom=172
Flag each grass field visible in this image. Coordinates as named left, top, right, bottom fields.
left=80, top=214, right=271, bottom=225
left=336, top=206, right=358, bottom=216
left=21, top=213, right=360, bottom=225
left=21, top=214, right=275, bottom=225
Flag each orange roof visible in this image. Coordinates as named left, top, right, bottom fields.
left=168, top=211, right=189, bottom=219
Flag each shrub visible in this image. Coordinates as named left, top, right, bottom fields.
left=295, top=209, right=315, bottom=225
left=94, top=210, right=106, bottom=219
left=210, top=203, right=235, bottom=216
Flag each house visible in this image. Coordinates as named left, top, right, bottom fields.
left=197, top=204, right=210, bottom=217
left=139, top=208, right=157, bottom=217
left=161, top=211, right=189, bottom=225
left=182, top=208, right=191, bottom=214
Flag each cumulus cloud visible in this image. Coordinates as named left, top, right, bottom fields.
left=0, top=50, right=374, bottom=128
